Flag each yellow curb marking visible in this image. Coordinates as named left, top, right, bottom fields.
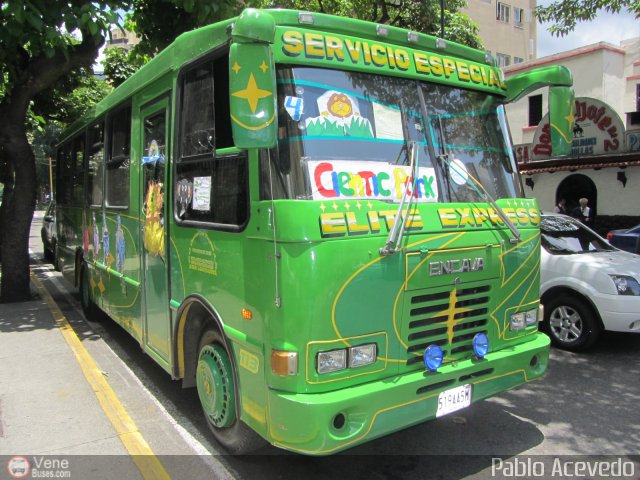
left=31, top=273, right=170, bottom=480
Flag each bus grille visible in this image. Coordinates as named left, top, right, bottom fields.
left=405, top=284, right=490, bottom=367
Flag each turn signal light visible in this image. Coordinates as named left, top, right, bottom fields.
left=271, top=349, right=298, bottom=376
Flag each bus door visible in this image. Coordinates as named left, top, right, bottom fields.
left=139, top=97, right=171, bottom=363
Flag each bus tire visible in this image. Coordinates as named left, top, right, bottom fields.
left=79, top=263, right=98, bottom=320
left=196, top=329, right=265, bottom=455
left=543, top=294, right=600, bottom=351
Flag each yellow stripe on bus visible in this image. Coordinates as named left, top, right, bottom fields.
left=31, top=272, right=170, bottom=480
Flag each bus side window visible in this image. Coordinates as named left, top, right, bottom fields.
left=106, top=105, right=131, bottom=208
left=88, top=121, right=105, bottom=207
left=72, top=135, right=86, bottom=207
left=175, top=51, right=246, bottom=229
left=57, top=143, right=72, bottom=206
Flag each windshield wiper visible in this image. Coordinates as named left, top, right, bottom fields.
left=380, top=140, right=418, bottom=256
left=393, top=100, right=411, bottom=166
left=443, top=154, right=521, bottom=244
left=416, top=87, right=521, bottom=244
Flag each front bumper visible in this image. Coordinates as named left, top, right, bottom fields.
left=266, top=332, right=550, bottom=455
left=593, top=293, right=640, bottom=332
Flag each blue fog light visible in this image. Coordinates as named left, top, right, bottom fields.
left=473, top=333, right=489, bottom=358
left=423, top=345, right=444, bottom=371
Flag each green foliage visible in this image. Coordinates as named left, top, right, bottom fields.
left=102, top=47, right=147, bottom=87
left=32, top=69, right=112, bottom=126
left=128, top=0, right=241, bottom=56
left=0, top=1, right=128, bottom=95
left=536, top=0, right=640, bottom=36
left=253, top=0, right=483, bottom=48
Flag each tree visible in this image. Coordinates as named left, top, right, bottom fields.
left=0, top=1, right=128, bottom=302
left=253, top=0, right=483, bottom=48
left=536, top=0, right=640, bottom=36
left=102, top=47, right=147, bottom=87
left=127, top=0, right=240, bottom=56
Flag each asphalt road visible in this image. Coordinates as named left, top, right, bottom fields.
left=26, top=212, right=640, bottom=479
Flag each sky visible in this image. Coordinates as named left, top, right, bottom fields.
left=536, top=2, right=640, bottom=58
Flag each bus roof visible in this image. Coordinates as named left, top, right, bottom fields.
left=60, top=8, right=494, bottom=142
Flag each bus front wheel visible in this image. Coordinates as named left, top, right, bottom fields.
left=196, top=329, right=265, bottom=454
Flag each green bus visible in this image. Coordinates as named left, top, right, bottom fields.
left=55, top=8, right=574, bottom=455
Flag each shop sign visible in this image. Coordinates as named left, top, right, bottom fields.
left=627, top=131, right=640, bottom=152
left=514, top=144, right=532, bottom=163
left=531, top=97, right=625, bottom=160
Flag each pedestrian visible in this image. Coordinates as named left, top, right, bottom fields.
left=553, top=198, right=567, bottom=214
left=570, top=197, right=592, bottom=225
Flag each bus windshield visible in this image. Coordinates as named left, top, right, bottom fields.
left=267, top=66, right=522, bottom=202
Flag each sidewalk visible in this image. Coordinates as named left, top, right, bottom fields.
left=0, top=270, right=141, bottom=478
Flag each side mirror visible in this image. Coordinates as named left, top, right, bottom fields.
left=548, top=86, right=574, bottom=157
left=229, top=9, right=277, bottom=149
left=504, top=65, right=574, bottom=157
left=44, top=215, right=54, bottom=222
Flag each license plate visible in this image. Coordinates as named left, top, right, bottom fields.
left=436, top=384, right=472, bottom=417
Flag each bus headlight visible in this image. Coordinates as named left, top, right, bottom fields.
left=525, top=308, right=539, bottom=326
left=349, top=344, right=377, bottom=368
left=510, top=308, right=538, bottom=331
left=317, top=349, right=347, bottom=374
left=317, top=343, right=377, bottom=374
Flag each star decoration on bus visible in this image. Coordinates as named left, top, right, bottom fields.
left=232, top=73, right=271, bottom=114
left=432, top=288, right=473, bottom=352
left=259, top=61, right=268, bottom=73
left=232, top=62, right=241, bottom=74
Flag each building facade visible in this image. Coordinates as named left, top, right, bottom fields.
left=462, top=0, right=537, bottom=66
left=504, top=38, right=640, bottom=233
left=105, top=28, right=140, bottom=52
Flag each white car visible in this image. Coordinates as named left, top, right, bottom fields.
left=540, top=213, right=640, bottom=350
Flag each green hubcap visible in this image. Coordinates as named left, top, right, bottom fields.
left=196, top=343, right=236, bottom=428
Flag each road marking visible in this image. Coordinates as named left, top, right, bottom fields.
left=31, top=272, right=171, bottom=480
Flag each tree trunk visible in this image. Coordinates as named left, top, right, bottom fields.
left=0, top=29, right=101, bottom=303
left=0, top=123, right=37, bottom=303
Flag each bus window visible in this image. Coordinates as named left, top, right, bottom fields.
left=175, top=53, right=246, bottom=228
left=57, top=143, right=73, bottom=206
left=88, top=121, right=105, bottom=206
left=106, top=105, right=131, bottom=208
left=181, top=63, right=215, bottom=158
left=72, top=135, right=86, bottom=206
left=175, top=155, right=248, bottom=227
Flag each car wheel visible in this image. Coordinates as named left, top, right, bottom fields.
left=44, top=245, right=53, bottom=262
left=196, top=329, right=265, bottom=454
left=544, top=295, right=600, bottom=351
left=52, top=240, right=59, bottom=271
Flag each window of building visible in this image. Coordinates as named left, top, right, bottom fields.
left=175, top=51, right=248, bottom=229
left=106, top=105, right=131, bottom=208
left=496, top=53, right=511, bottom=67
left=497, top=2, right=510, bottom=23
left=513, top=7, right=524, bottom=27
left=528, top=94, right=543, bottom=126
left=514, top=56, right=524, bottom=64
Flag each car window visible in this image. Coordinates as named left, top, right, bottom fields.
left=541, top=215, right=614, bottom=254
